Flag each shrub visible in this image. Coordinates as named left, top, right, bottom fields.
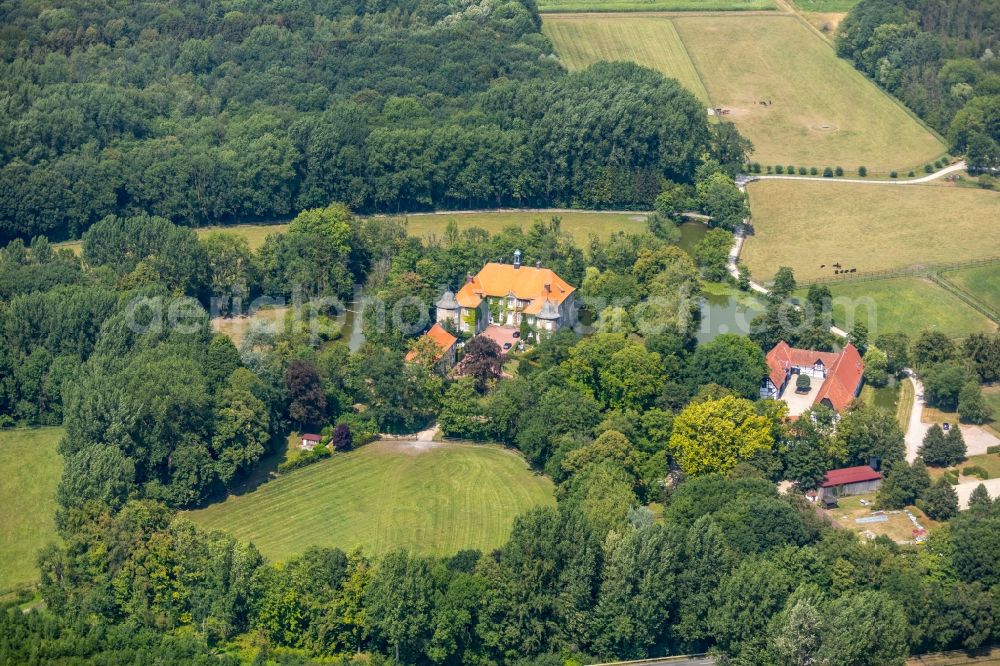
left=987, top=445, right=1000, bottom=454
left=924, top=164, right=933, bottom=174
left=962, top=465, right=990, bottom=480
left=766, top=165, right=773, bottom=174
left=786, top=165, right=795, bottom=175
left=796, top=374, right=811, bottom=391
left=858, top=166, right=867, bottom=177
left=798, top=166, right=807, bottom=175
left=775, top=165, right=784, bottom=174
left=823, top=167, right=833, bottom=177
left=332, top=423, right=353, bottom=451
left=278, top=444, right=332, bottom=473
left=908, top=171, right=916, bottom=178
left=751, top=162, right=761, bottom=174
left=337, top=413, right=379, bottom=446
left=834, top=166, right=844, bottom=177
left=935, top=159, right=944, bottom=168
left=943, top=470, right=960, bottom=485
left=810, top=167, right=818, bottom=175
left=890, top=171, right=898, bottom=178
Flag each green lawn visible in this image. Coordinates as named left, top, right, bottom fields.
left=0, top=428, right=63, bottom=593
left=186, top=441, right=555, bottom=562
left=941, top=265, right=1000, bottom=315
left=744, top=180, right=1000, bottom=282
left=543, top=15, right=710, bottom=102
left=796, top=277, right=996, bottom=340
left=671, top=15, right=945, bottom=171
left=537, top=0, right=773, bottom=13
left=791, top=0, right=858, bottom=10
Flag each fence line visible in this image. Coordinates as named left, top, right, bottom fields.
left=930, top=274, right=1000, bottom=324
left=796, top=255, right=1000, bottom=287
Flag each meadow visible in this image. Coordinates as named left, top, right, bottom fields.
left=543, top=15, right=709, bottom=101
left=791, top=0, right=857, bottom=11
left=545, top=13, right=944, bottom=170
left=0, top=428, right=62, bottom=593
left=940, top=265, right=1000, bottom=316
left=798, top=277, right=996, bottom=340
left=672, top=15, right=945, bottom=170
left=537, top=0, right=773, bottom=13
left=743, top=180, right=1000, bottom=282
left=187, top=441, right=555, bottom=562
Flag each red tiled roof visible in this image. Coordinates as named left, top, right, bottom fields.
left=405, top=323, right=457, bottom=362
left=764, top=341, right=864, bottom=412
left=820, top=465, right=882, bottom=488
left=815, top=343, right=865, bottom=412
left=302, top=433, right=321, bottom=442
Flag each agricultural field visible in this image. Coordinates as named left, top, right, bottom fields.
left=187, top=441, right=555, bottom=562
left=545, top=14, right=943, bottom=170
left=797, top=277, right=996, bottom=339
left=940, top=265, right=1000, bottom=315
left=542, top=15, right=709, bottom=101
left=0, top=428, right=63, bottom=593
left=537, top=0, right=773, bottom=13
left=673, top=15, right=945, bottom=171
left=744, top=180, right=1000, bottom=282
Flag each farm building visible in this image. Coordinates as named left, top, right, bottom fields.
left=300, top=433, right=322, bottom=451
left=435, top=251, right=577, bottom=335
left=405, top=322, right=458, bottom=371
left=761, top=341, right=864, bottom=414
left=817, top=465, right=883, bottom=501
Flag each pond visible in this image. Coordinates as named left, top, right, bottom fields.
left=677, top=221, right=708, bottom=255
left=696, top=282, right=767, bottom=345
left=341, top=299, right=366, bottom=351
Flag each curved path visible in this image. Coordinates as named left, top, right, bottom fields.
left=750, top=160, right=966, bottom=186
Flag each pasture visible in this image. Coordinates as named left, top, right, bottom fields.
left=404, top=210, right=649, bottom=244
left=672, top=15, right=944, bottom=171
left=186, top=441, right=555, bottom=562
left=537, top=0, right=773, bottom=13
left=544, top=14, right=943, bottom=170
left=543, top=15, right=709, bottom=101
left=940, top=265, right=1000, bottom=316
left=798, top=277, right=996, bottom=340
left=743, top=180, right=1000, bottom=282
left=0, top=428, right=63, bottom=593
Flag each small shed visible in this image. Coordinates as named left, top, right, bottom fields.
left=817, top=465, right=882, bottom=500
left=300, top=433, right=322, bottom=451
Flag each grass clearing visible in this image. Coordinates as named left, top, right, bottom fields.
left=672, top=15, right=945, bottom=170
left=941, top=265, right=1000, bottom=315
left=796, top=277, right=996, bottom=340
left=543, top=15, right=709, bottom=101
left=404, top=211, right=649, bottom=245
left=744, top=180, right=1000, bottom=282
left=537, top=0, right=773, bottom=12
left=0, top=428, right=62, bottom=593
left=826, top=493, right=937, bottom=543
left=791, top=0, right=858, bottom=11
left=187, top=441, right=555, bottom=562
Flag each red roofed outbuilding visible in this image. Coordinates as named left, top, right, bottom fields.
left=405, top=323, right=458, bottom=371
left=817, top=465, right=882, bottom=501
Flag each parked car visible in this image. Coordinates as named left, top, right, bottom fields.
left=512, top=331, right=520, bottom=338
left=942, top=422, right=950, bottom=431
left=503, top=342, right=512, bottom=350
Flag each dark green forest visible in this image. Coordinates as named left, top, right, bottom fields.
left=838, top=0, right=1000, bottom=171
left=0, top=0, right=723, bottom=243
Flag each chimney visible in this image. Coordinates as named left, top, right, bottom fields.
left=544, top=283, right=551, bottom=294
left=513, top=249, right=521, bottom=269
left=535, top=259, right=542, bottom=269
left=466, top=272, right=473, bottom=284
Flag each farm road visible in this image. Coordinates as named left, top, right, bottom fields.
left=754, top=161, right=967, bottom=185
